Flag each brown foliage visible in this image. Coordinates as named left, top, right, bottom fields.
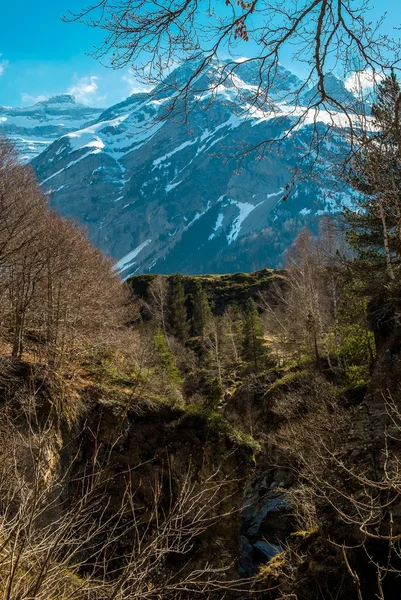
left=0, top=139, right=128, bottom=365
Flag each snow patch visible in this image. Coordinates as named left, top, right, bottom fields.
left=114, top=239, right=152, bottom=273
left=153, top=139, right=197, bottom=167
left=166, top=181, right=182, bottom=193
left=266, top=188, right=284, bottom=199
left=208, top=213, right=224, bottom=240
left=184, top=201, right=211, bottom=231
left=67, top=114, right=130, bottom=151
left=227, top=200, right=259, bottom=244
left=40, top=150, right=101, bottom=184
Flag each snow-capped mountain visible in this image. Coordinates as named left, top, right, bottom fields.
left=31, top=61, right=357, bottom=277
left=0, top=95, right=103, bottom=162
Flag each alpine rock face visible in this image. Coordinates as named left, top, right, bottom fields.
left=0, top=95, right=103, bottom=163
left=31, top=61, right=357, bottom=277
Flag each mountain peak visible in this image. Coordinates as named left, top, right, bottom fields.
left=301, top=73, right=364, bottom=111
left=39, top=94, right=77, bottom=106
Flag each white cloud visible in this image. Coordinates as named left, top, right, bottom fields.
left=122, top=70, right=153, bottom=96
left=345, top=69, right=383, bottom=93
left=0, top=54, right=9, bottom=76
left=67, top=75, right=104, bottom=105
left=21, top=93, right=48, bottom=104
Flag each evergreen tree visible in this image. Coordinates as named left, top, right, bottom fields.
left=169, top=274, right=189, bottom=341
left=192, top=281, right=212, bottom=337
left=371, top=71, right=401, bottom=140
left=153, top=328, right=181, bottom=385
left=345, top=72, right=401, bottom=281
left=241, top=298, right=270, bottom=373
left=203, top=377, right=224, bottom=412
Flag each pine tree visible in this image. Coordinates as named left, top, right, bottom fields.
left=153, top=328, right=181, bottom=385
left=192, top=281, right=212, bottom=337
left=203, top=377, right=223, bottom=412
left=241, top=298, right=270, bottom=373
left=371, top=71, right=401, bottom=142
left=345, top=72, right=401, bottom=281
left=169, top=274, right=189, bottom=341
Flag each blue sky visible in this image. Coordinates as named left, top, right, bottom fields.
left=1, top=0, right=400, bottom=109
left=0, top=0, right=144, bottom=107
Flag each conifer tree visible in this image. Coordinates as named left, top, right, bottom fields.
left=192, top=281, right=212, bottom=337
left=169, top=274, right=189, bottom=341
left=153, top=328, right=181, bottom=386
left=203, top=377, right=223, bottom=412
left=345, top=72, right=401, bottom=281
left=241, top=298, right=270, bottom=373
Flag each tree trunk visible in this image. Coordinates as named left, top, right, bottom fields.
left=378, top=197, right=395, bottom=280
left=12, top=310, right=25, bottom=358
left=331, top=274, right=342, bottom=369
left=312, top=325, right=320, bottom=366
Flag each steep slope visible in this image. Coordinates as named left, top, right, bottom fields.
left=32, top=62, right=356, bottom=276
left=0, top=95, right=103, bottom=162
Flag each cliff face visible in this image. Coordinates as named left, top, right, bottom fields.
left=227, top=294, right=401, bottom=600
left=73, top=398, right=253, bottom=575
left=0, top=357, right=255, bottom=587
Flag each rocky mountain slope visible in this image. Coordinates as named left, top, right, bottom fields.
left=31, top=60, right=357, bottom=277
left=0, top=95, right=103, bottom=162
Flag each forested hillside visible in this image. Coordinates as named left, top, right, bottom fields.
left=0, top=72, right=401, bottom=600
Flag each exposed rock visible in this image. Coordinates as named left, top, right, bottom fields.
left=30, top=61, right=356, bottom=276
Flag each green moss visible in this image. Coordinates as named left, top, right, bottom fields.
left=255, top=551, right=288, bottom=583
left=182, top=405, right=261, bottom=452
left=82, top=348, right=146, bottom=391
left=338, top=324, right=375, bottom=387
left=266, top=369, right=310, bottom=394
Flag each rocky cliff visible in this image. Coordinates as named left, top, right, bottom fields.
left=31, top=60, right=356, bottom=276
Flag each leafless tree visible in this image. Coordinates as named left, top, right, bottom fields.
left=0, top=139, right=128, bottom=365
left=147, top=275, right=169, bottom=337
left=221, top=306, right=243, bottom=364
left=0, top=400, right=251, bottom=600
left=261, top=229, right=336, bottom=367
left=203, top=312, right=243, bottom=382
left=0, top=141, right=48, bottom=266
left=204, top=316, right=226, bottom=383
left=32, top=213, right=128, bottom=366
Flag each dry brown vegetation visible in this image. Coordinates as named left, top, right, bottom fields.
left=0, top=139, right=128, bottom=366
left=0, top=400, right=251, bottom=600
left=0, top=139, right=259, bottom=599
